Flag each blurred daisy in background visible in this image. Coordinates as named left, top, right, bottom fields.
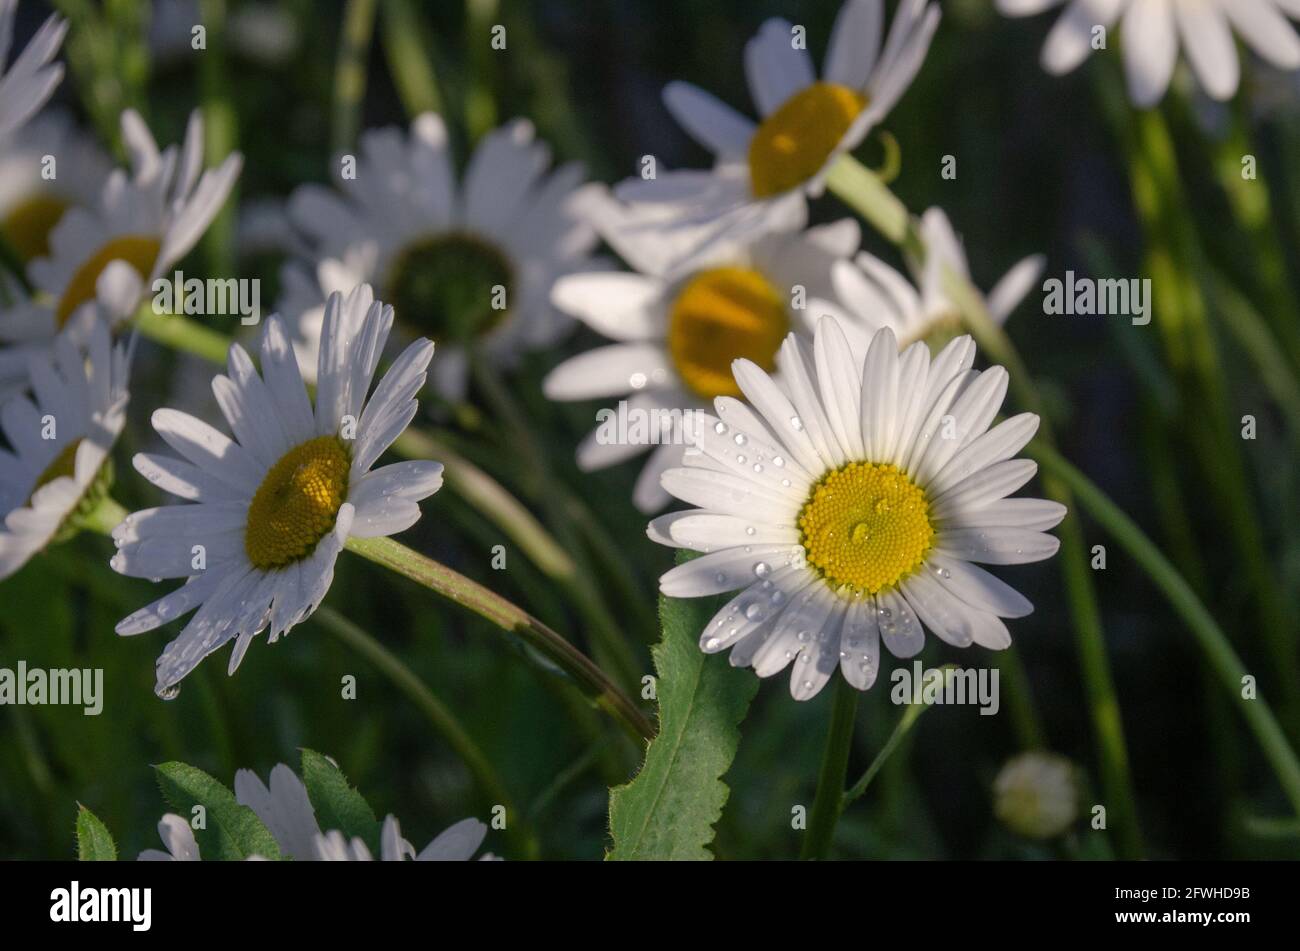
left=545, top=188, right=862, bottom=512
left=140, top=761, right=494, bottom=861
left=996, top=0, right=1300, bottom=107
left=1, top=109, right=241, bottom=390
left=112, top=285, right=443, bottom=697
left=279, top=113, right=601, bottom=400
left=0, top=317, right=129, bottom=580
left=993, top=751, right=1081, bottom=840
left=820, top=207, right=1044, bottom=352
left=650, top=318, right=1064, bottom=700
left=0, top=111, right=110, bottom=264
left=615, top=0, right=940, bottom=264
left=0, top=0, right=65, bottom=137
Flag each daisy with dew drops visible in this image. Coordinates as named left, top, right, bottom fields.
left=544, top=185, right=867, bottom=512
left=996, top=0, right=1300, bottom=108
left=648, top=316, right=1065, bottom=701
left=111, top=284, right=443, bottom=698
left=278, top=112, right=601, bottom=400
left=0, top=316, right=129, bottom=580
left=139, top=761, right=495, bottom=861
left=0, top=0, right=66, bottom=137
left=613, top=0, right=940, bottom=267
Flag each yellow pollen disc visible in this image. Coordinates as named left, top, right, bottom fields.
left=245, top=436, right=351, bottom=571
left=748, top=81, right=867, bottom=199
left=2, top=195, right=68, bottom=262
left=798, top=461, right=934, bottom=596
left=27, top=439, right=82, bottom=504
left=666, top=266, right=788, bottom=399
left=55, top=234, right=161, bottom=328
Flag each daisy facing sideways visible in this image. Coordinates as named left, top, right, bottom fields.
left=1, top=109, right=242, bottom=390
left=997, top=0, right=1300, bottom=107
left=140, top=761, right=495, bottom=861
left=819, top=206, right=1044, bottom=352
left=543, top=187, right=862, bottom=512
left=278, top=112, right=601, bottom=400
left=615, top=0, right=939, bottom=264
left=649, top=318, right=1064, bottom=701
left=112, top=284, right=444, bottom=697
left=0, top=317, right=128, bottom=580
left=0, top=0, right=66, bottom=137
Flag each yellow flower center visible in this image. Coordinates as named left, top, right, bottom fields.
left=798, top=461, right=934, bottom=596
left=244, top=436, right=351, bottom=570
left=27, top=439, right=82, bottom=504
left=55, top=234, right=161, bottom=328
left=748, top=81, right=867, bottom=199
left=666, top=266, right=788, bottom=399
left=2, top=195, right=68, bottom=261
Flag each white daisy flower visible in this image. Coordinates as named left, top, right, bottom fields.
left=997, top=0, right=1300, bottom=107
left=111, top=284, right=443, bottom=697
left=0, top=317, right=128, bottom=580
left=0, top=110, right=111, bottom=263
left=544, top=186, right=863, bottom=512
left=820, top=207, right=1045, bottom=351
left=1, top=108, right=242, bottom=389
left=0, top=0, right=66, bottom=138
left=993, top=751, right=1080, bottom=839
left=279, top=112, right=600, bottom=400
left=649, top=317, right=1065, bottom=701
left=614, top=0, right=940, bottom=265
left=314, top=815, right=496, bottom=862
left=140, top=762, right=494, bottom=861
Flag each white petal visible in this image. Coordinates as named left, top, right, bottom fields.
left=1122, top=0, right=1178, bottom=107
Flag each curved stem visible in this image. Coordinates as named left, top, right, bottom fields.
left=1029, top=442, right=1300, bottom=818
left=843, top=698, right=931, bottom=808
left=313, top=605, right=539, bottom=858
left=800, top=677, right=859, bottom=860
left=344, top=535, right=654, bottom=743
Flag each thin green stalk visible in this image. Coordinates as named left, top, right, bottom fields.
left=997, top=645, right=1047, bottom=751
left=464, top=0, right=500, bottom=142
left=800, top=677, right=860, bottom=860
left=843, top=698, right=932, bottom=807
left=1114, top=92, right=1300, bottom=730
left=313, top=604, right=539, bottom=858
left=381, top=0, right=443, bottom=116
left=332, top=0, right=380, bottom=154
left=198, top=0, right=238, bottom=277
left=469, top=354, right=644, bottom=691
left=1030, top=442, right=1300, bottom=818
left=345, top=534, right=653, bottom=743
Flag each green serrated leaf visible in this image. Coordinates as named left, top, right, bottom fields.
left=300, top=749, right=381, bottom=854
left=75, top=804, right=118, bottom=861
left=607, top=552, right=759, bottom=860
left=154, top=762, right=282, bottom=861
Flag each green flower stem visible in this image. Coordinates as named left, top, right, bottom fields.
left=829, top=155, right=1140, bottom=841
left=198, top=0, right=238, bottom=277
left=1107, top=83, right=1300, bottom=731
left=800, top=677, right=860, bottom=860
left=843, top=696, right=933, bottom=807
left=312, top=605, right=539, bottom=858
left=134, top=309, right=233, bottom=364
left=464, top=0, right=500, bottom=142
left=1029, top=441, right=1300, bottom=819
left=382, top=0, right=443, bottom=117
left=468, top=354, right=646, bottom=689
left=332, top=0, right=379, bottom=154
left=77, top=495, right=128, bottom=536
left=345, top=534, right=654, bottom=743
